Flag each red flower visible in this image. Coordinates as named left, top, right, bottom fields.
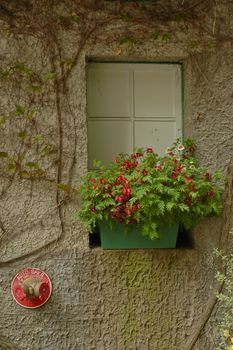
left=122, top=186, right=132, bottom=198
left=205, top=172, right=212, bottom=181
left=188, top=146, right=195, bottom=153
left=116, top=204, right=125, bottom=212
left=176, top=166, right=182, bottom=172
left=111, top=212, right=121, bottom=221
left=116, top=175, right=124, bottom=185
left=185, top=176, right=193, bottom=184
left=116, top=195, right=124, bottom=202
left=90, top=177, right=95, bottom=184
left=122, top=160, right=138, bottom=169
left=142, top=169, right=148, bottom=176
left=207, top=190, right=215, bottom=197
left=171, top=171, right=177, bottom=179
left=100, top=178, right=107, bottom=185
left=136, top=152, right=143, bottom=158
left=146, top=147, right=153, bottom=153
left=125, top=208, right=132, bottom=215
left=132, top=203, right=140, bottom=211
left=154, top=165, right=161, bottom=171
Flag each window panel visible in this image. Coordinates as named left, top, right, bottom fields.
left=134, top=69, right=175, bottom=118
left=87, top=68, right=131, bottom=117
left=134, top=120, right=177, bottom=155
left=88, top=120, right=132, bottom=167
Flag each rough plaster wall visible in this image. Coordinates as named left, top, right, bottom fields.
left=189, top=51, right=233, bottom=171
left=0, top=248, right=218, bottom=350
left=0, top=2, right=233, bottom=350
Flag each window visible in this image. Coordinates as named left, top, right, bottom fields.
left=87, top=62, right=182, bottom=166
left=86, top=62, right=192, bottom=248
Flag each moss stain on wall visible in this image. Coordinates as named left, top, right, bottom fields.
left=122, top=253, right=158, bottom=347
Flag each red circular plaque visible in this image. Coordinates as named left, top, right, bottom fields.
left=11, top=268, right=52, bottom=308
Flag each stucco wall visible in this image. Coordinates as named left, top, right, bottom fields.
left=0, top=2, right=233, bottom=349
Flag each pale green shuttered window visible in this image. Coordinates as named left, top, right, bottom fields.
left=87, top=62, right=182, bottom=167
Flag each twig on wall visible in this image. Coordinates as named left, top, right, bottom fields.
left=0, top=199, right=65, bottom=265
left=212, top=0, right=218, bottom=35
left=0, top=216, right=6, bottom=238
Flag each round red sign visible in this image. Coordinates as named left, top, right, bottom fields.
left=11, top=268, right=52, bottom=308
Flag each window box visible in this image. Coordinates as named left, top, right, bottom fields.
left=78, top=140, right=223, bottom=250
left=99, top=221, right=179, bottom=249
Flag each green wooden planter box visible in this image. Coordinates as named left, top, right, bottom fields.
left=99, top=221, right=179, bottom=250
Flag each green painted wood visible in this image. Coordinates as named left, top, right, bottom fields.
left=99, top=221, right=179, bottom=249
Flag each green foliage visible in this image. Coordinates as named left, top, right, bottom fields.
left=0, top=151, right=8, bottom=158
left=0, top=96, right=55, bottom=180
left=174, top=13, right=188, bottom=22
left=44, top=71, right=57, bottom=81
left=162, top=33, right=172, bottom=42
left=13, top=62, right=32, bottom=75
left=0, top=116, right=7, bottom=125
left=1, top=62, right=33, bottom=78
left=151, top=31, right=160, bottom=40
left=15, top=104, right=26, bottom=116
left=190, top=40, right=199, bottom=48
left=57, top=183, right=71, bottom=191
left=34, top=134, right=44, bottom=143
left=70, top=13, right=80, bottom=23
left=78, top=139, right=224, bottom=239
left=119, top=37, right=137, bottom=45
left=207, top=40, right=216, bottom=49
left=1, top=152, right=45, bottom=178
left=39, top=144, right=55, bottom=157
left=17, top=130, right=27, bottom=139
left=30, top=84, right=42, bottom=92
left=57, top=183, right=76, bottom=199
left=151, top=32, right=172, bottom=42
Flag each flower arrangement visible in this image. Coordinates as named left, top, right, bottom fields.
left=78, top=139, right=223, bottom=239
